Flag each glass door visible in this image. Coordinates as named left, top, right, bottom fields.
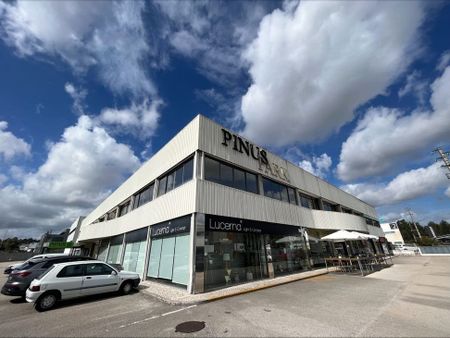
left=147, top=238, right=162, bottom=278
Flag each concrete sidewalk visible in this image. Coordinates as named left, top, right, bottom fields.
left=140, top=267, right=330, bottom=305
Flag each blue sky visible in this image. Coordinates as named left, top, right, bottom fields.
left=0, top=1, right=449, bottom=238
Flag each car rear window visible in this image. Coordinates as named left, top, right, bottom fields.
left=16, top=260, right=40, bottom=270
left=36, top=266, right=55, bottom=280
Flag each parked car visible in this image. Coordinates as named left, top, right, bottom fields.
left=26, top=260, right=140, bottom=311
left=3, top=253, right=69, bottom=274
left=1, top=256, right=93, bottom=297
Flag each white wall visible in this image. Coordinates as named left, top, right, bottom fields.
left=79, top=116, right=200, bottom=238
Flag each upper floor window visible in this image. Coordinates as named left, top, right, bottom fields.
left=299, top=194, right=319, bottom=209
left=204, top=156, right=259, bottom=194
left=133, top=183, right=154, bottom=209
left=118, top=200, right=131, bottom=217
left=322, top=201, right=337, bottom=212
left=262, top=177, right=297, bottom=205
left=157, top=157, right=194, bottom=197
left=342, top=207, right=353, bottom=214
left=106, top=209, right=117, bottom=220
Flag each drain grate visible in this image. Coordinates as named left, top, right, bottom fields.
left=175, top=321, right=206, bottom=333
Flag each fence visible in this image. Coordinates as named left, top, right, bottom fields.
left=419, top=245, right=450, bottom=255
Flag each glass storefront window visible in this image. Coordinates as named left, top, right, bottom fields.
left=204, top=231, right=268, bottom=291
left=267, top=234, right=309, bottom=276
left=97, top=240, right=109, bottom=261
left=123, top=228, right=148, bottom=276
left=107, top=234, right=123, bottom=264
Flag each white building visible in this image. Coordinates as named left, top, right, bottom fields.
left=77, top=115, right=384, bottom=293
left=381, top=221, right=405, bottom=247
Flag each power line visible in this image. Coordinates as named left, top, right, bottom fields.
left=405, top=208, right=422, bottom=240
left=433, top=147, right=450, bottom=179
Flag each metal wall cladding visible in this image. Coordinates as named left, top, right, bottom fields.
left=196, top=180, right=378, bottom=234
left=78, top=176, right=197, bottom=241
left=81, top=116, right=201, bottom=228
left=197, top=116, right=377, bottom=218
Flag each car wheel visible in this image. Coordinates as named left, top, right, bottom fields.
left=120, top=281, right=133, bottom=295
left=35, top=293, right=57, bottom=312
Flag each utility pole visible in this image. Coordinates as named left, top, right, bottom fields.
left=405, top=208, right=422, bottom=241
left=433, top=147, right=450, bottom=179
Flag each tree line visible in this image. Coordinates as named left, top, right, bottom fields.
left=397, top=219, right=450, bottom=246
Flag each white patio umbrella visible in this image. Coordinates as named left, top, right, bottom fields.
left=320, top=230, right=362, bottom=241
left=350, top=231, right=379, bottom=240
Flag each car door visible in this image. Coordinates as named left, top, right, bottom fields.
left=54, top=264, right=84, bottom=299
left=81, top=263, right=119, bottom=296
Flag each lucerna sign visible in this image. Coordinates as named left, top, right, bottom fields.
left=221, top=129, right=289, bottom=182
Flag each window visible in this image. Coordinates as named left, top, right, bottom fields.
left=106, top=209, right=117, bottom=220
left=204, top=156, right=259, bottom=194
left=262, top=178, right=296, bottom=204
left=322, top=201, right=337, bottom=212
left=85, top=263, right=114, bottom=276
left=157, top=157, right=194, bottom=197
left=57, top=264, right=83, bottom=278
left=365, top=218, right=373, bottom=226
left=133, top=183, right=154, bottom=210
left=118, top=201, right=130, bottom=217
left=342, top=207, right=353, bottom=214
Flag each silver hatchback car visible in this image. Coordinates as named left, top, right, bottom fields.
left=26, top=260, right=140, bottom=311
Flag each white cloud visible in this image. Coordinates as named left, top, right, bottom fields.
left=398, top=70, right=428, bottom=104
left=0, top=174, right=7, bottom=186
left=98, top=99, right=162, bottom=140
left=156, top=1, right=270, bottom=86
left=299, top=153, right=332, bottom=179
left=0, top=115, right=140, bottom=237
left=240, top=1, right=425, bottom=147
left=64, top=82, right=87, bottom=114
left=446, top=186, right=450, bottom=198
left=0, top=121, right=31, bottom=160
left=341, top=163, right=449, bottom=207
left=337, top=66, right=450, bottom=182
left=0, top=1, right=154, bottom=98
left=437, top=50, right=450, bottom=72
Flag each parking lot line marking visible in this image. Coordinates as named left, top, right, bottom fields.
left=118, top=305, right=197, bottom=329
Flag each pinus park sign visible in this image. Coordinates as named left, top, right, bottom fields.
left=48, top=241, right=74, bottom=249
left=221, top=129, right=290, bottom=182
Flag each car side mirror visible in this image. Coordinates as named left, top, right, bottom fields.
left=111, top=270, right=117, bottom=276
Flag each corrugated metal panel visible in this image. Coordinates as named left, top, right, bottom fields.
left=82, top=116, right=200, bottom=227
left=196, top=180, right=373, bottom=233
left=79, top=174, right=197, bottom=241
left=197, top=116, right=377, bottom=218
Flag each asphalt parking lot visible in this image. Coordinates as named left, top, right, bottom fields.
left=0, top=256, right=449, bottom=337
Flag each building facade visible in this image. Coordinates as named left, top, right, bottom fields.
left=77, top=115, right=383, bottom=293
left=381, top=221, right=405, bottom=248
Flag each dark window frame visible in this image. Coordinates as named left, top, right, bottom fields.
left=157, top=156, right=194, bottom=197
left=204, top=156, right=260, bottom=195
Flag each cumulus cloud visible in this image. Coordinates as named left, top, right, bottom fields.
left=398, top=70, right=428, bottom=104
left=446, top=186, right=450, bottom=198
left=341, top=163, right=449, bottom=207
left=299, top=153, right=332, bottom=179
left=0, top=1, right=155, bottom=98
left=64, top=82, right=87, bottom=115
left=0, top=121, right=31, bottom=160
left=437, top=50, right=450, bottom=72
left=98, top=99, right=161, bottom=140
left=0, top=174, right=7, bottom=186
left=0, top=115, right=140, bottom=238
left=337, top=66, right=450, bottom=182
left=156, top=0, right=270, bottom=86
left=240, top=1, right=425, bottom=147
